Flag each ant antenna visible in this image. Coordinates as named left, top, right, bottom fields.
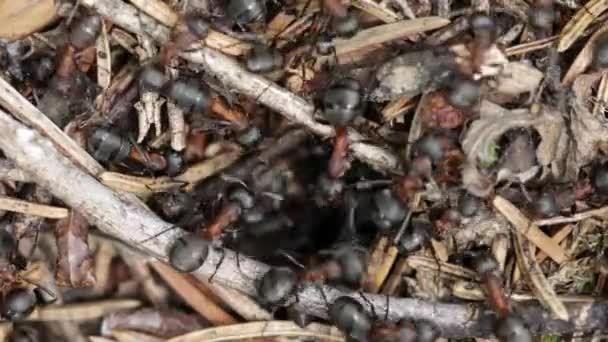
left=208, top=246, right=225, bottom=283
left=316, top=283, right=330, bottom=311
left=358, top=291, right=377, bottom=319
left=384, top=294, right=390, bottom=320
left=139, top=225, right=179, bottom=244
left=393, top=209, right=413, bottom=245
left=277, top=250, right=305, bottom=270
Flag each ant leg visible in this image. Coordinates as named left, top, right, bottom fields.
left=139, top=225, right=179, bottom=244
left=316, top=284, right=330, bottom=312
left=358, top=291, right=377, bottom=319
left=209, top=247, right=225, bottom=283
left=384, top=294, right=390, bottom=321
left=253, top=82, right=273, bottom=103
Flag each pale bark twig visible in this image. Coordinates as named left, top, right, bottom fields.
left=2, top=108, right=608, bottom=337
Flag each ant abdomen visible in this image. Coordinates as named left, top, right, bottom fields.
left=2, top=287, right=37, bottom=320
left=257, top=267, right=297, bottom=306
left=168, top=235, right=210, bottom=273
left=329, top=296, right=372, bottom=342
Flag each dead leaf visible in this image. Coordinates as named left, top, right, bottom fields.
left=491, top=62, right=544, bottom=97
left=101, top=308, right=205, bottom=339
left=371, top=50, right=437, bottom=101
left=55, top=211, right=96, bottom=288
left=566, top=71, right=608, bottom=177
left=563, top=25, right=608, bottom=85
left=462, top=101, right=567, bottom=180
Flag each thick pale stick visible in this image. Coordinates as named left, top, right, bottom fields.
left=1, top=85, right=608, bottom=338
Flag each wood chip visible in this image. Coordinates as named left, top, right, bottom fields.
left=513, top=231, right=569, bottom=320
left=28, top=299, right=141, bottom=322
left=88, top=337, right=115, bottom=342
left=99, top=172, right=185, bottom=194
left=175, top=149, right=243, bottom=191
left=334, top=17, right=450, bottom=57
left=0, top=0, right=58, bottom=41
left=127, top=0, right=178, bottom=27
left=351, top=0, right=401, bottom=23
left=493, top=196, right=569, bottom=264
left=558, top=0, right=608, bottom=52
left=364, top=237, right=399, bottom=293
left=0, top=196, right=68, bottom=219
left=151, top=261, right=238, bottom=326
left=406, top=256, right=478, bottom=280
left=112, top=329, right=164, bottom=342
left=96, top=20, right=112, bottom=90
left=167, top=321, right=344, bottom=342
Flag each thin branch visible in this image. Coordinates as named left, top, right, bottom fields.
left=2, top=107, right=608, bottom=338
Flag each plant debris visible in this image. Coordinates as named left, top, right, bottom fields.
left=3, top=0, right=608, bottom=341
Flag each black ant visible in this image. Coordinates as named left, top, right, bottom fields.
left=0, top=229, right=56, bottom=321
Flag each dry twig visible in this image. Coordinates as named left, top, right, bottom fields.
left=4, top=108, right=608, bottom=336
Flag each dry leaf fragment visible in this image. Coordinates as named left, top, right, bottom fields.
left=566, top=71, right=608, bottom=177
left=167, top=321, right=344, bottom=342
left=562, top=25, right=608, bottom=85
left=513, top=232, right=569, bottom=320
left=491, top=62, right=544, bottom=97
left=334, top=17, right=450, bottom=57
left=493, top=196, right=569, bottom=264
left=371, top=50, right=437, bottom=101
left=462, top=101, right=566, bottom=179
left=558, top=0, right=608, bottom=52
left=55, top=210, right=96, bottom=288
left=101, top=308, right=204, bottom=339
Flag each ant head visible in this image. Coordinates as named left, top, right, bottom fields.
left=69, top=15, right=102, bottom=50
left=164, top=79, right=209, bottom=114
left=315, top=173, right=345, bottom=204
left=457, top=191, right=482, bottom=218
left=415, top=320, right=440, bottom=342
left=316, top=33, right=336, bottom=56
left=257, top=267, right=297, bottom=306
left=227, top=0, right=267, bottom=24
left=168, top=234, right=210, bottom=272
left=467, top=248, right=498, bottom=275
left=237, top=126, right=262, bottom=147
left=23, top=55, right=55, bottom=84
left=322, top=78, right=364, bottom=127
left=335, top=249, right=366, bottom=288
left=533, top=191, right=559, bottom=218
left=2, top=287, right=37, bottom=320
left=527, top=3, right=555, bottom=31
left=228, top=187, right=255, bottom=210
left=595, top=33, right=608, bottom=69
left=165, top=151, right=185, bottom=177
left=87, top=127, right=130, bottom=163
left=246, top=44, right=284, bottom=74
left=469, top=13, right=496, bottom=44
left=150, top=191, right=194, bottom=223
left=445, top=76, right=480, bottom=109
left=329, top=296, right=372, bottom=342
left=370, top=189, right=408, bottom=232
left=591, top=161, right=608, bottom=196
left=184, top=14, right=210, bottom=40
left=333, top=11, right=360, bottom=38
left=397, top=219, right=432, bottom=255
left=0, top=229, right=17, bottom=262
left=138, top=63, right=168, bottom=93
left=495, top=314, right=532, bottom=342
